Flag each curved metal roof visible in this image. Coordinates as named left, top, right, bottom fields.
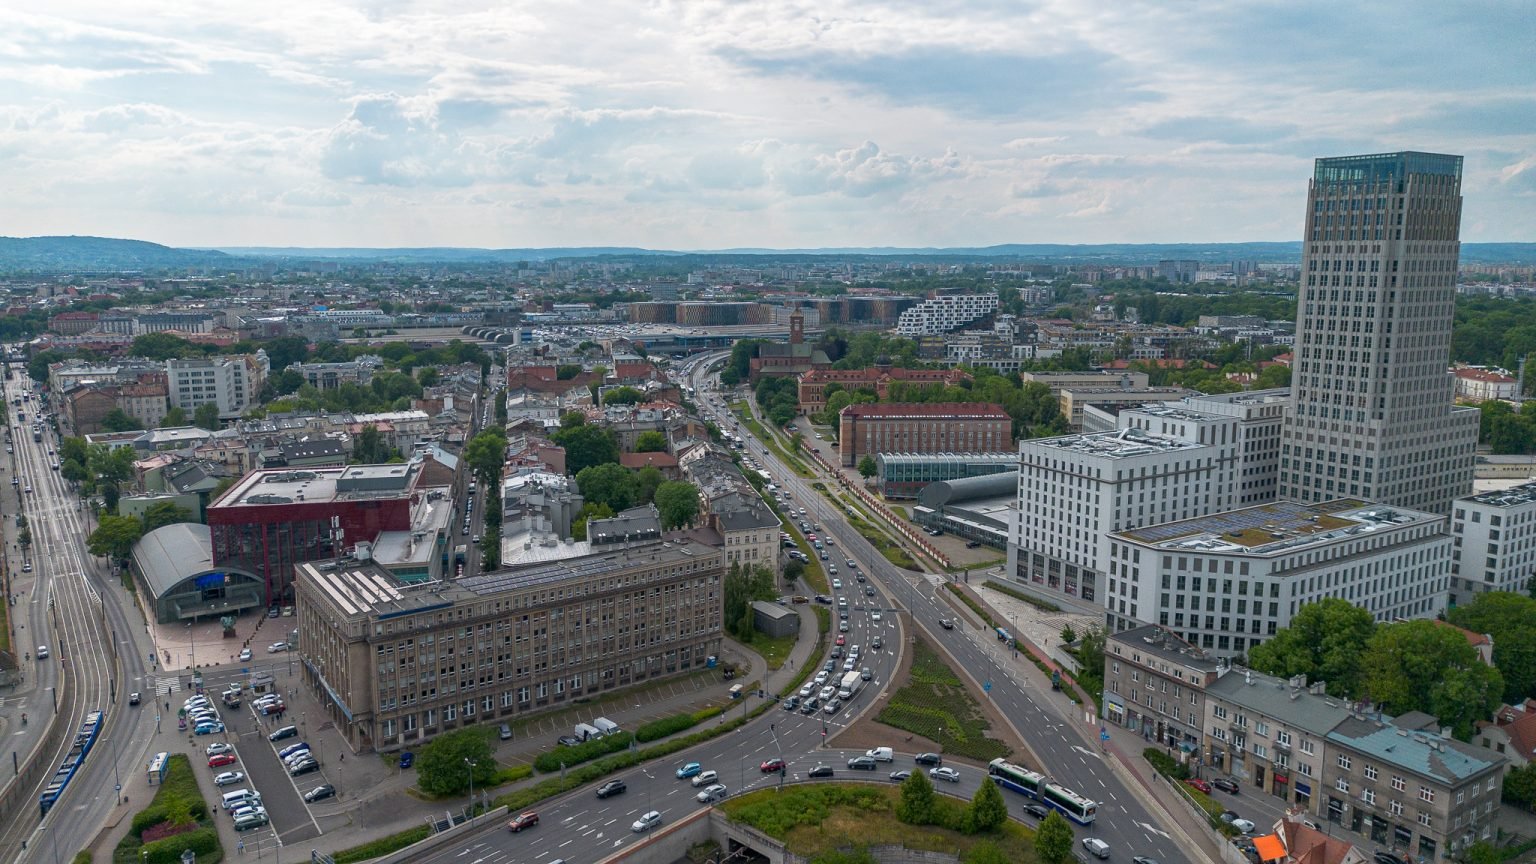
left=916, top=471, right=1018, bottom=509
left=130, top=522, right=254, bottom=600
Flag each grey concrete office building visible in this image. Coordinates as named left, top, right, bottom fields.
left=1279, top=152, right=1478, bottom=516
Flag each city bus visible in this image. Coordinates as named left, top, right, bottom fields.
left=1041, top=780, right=1098, bottom=825
left=987, top=758, right=1046, bottom=798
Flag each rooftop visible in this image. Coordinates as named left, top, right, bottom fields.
left=1124, top=404, right=1233, bottom=423
left=1117, top=499, right=1442, bottom=554
left=463, top=534, right=715, bottom=598
left=841, top=402, right=1008, bottom=420
left=215, top=464, right=418, bottom=508
left=874, top=452, right=1018, bottom=465
left=1207, top=668, right=1352, bottom=735
left=1463, top=481, right=1536, bottom=509
left=1327, top=716, right=1500, bottom=785
left=1027, top=427, right=1204, bottom=459
left=1108, top=623, right=1224, bottom=672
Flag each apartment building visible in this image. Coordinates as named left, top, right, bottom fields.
left=895, top=293, right=999, bottom=335
left=1107, top=500, right=1450, bottom=656
left=1019, top=371, right=1150, bottom=394
left=1008, top=427, right=1226, bottom=607
left=796, top=366, right=970, bottom=415
left=289, top=359, right=380, bottom=390
left=1102, top=624, right=1227, bottom=751
left=1202, top=668, right=1351, bottom=809
left=167, top=354, right=266, bottom=418
left=1449, top=482, right=1536, bottom=605
left=1322, top=714, right=1503, bottom=861
left=1058, top=386, right=1194, bottom=430
left=837, top=402, right=1012, bottom=468
left=1452, top=368, right=1518, bottom=403
left=1180, top=389, right=1289, bottom=506
left=294, top=532, right=725, bottom=752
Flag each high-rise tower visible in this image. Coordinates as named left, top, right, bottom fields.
left=1279, top=152, right=1478, bottom=515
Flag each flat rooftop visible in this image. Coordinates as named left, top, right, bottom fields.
left=462, top=535, right=716, bottom=598
left=216, top=464, right=417, bottom=507
left=1118, top=499, right=1442, bottom=555
left=1027, top=427, right=1204, bottom=459
left=1464, top=481, right=1536, bottom=508
left=1125, top=404, right=1230, bottom=423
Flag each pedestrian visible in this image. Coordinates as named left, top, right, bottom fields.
left=339, top=752, right=343, bottom=762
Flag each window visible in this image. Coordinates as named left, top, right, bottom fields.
left=1300, top=739, right=1314, bottom=755
left=1336, top=778, right=1350, bottom=793
left=1276, top=730, right=1291, bottom=746
left=1418, top=811, right=1432, bottom=827
left=1337, top=754, right=1352, bottom=770
left=1389, top=799, right=1404, bottom=816
left=1391, top=775, right=1405, bottom=792
left=1255, top=722, right=1268, bottom=736
left=1419, top=786, right=1434, bottom=803
left=1364, top=765, right=1378, bottom=781
left=1363, top=788, right=1376, bottom=805
left=1213, top=706, right=1228, bottom=720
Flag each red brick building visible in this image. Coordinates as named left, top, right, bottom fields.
left=838, top=403, right=1013, bottom=467
left=797, top=366, right=971, bottom=414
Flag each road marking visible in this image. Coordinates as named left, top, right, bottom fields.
left=1070, top=745, right=1101, bottom=760
left=1136, top=820, right=1171, bottom=839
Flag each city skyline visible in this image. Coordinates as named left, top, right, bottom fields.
left=1, top=1, right=1532, bottom=250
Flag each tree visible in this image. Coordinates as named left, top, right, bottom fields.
left=1447, top=591, right=1536, bottom=702
left=415, top=728, right=496, bottom=797
left=570, top=502, right=615, bottom=541
left=130, top=332, right=202, bottom=361
left=353, top=424, right=392, bottom=464
left=87, top=515, right=144, bottom=561
left=857, top=455, right=877, bottom=482
left=654, top=481, right=701, bottom=530
left=966, top=775, right=1007, bottom=833
left=480, top=527, right=501, bottom=570
left=1034, top=811, right=1075, bottom=864
left=100, top=408, right=144, bottom=433
left=723, top=562, right=778, bottom=640
left=633, top=430, right=668, bottom=453
left=1247, top=598, right=1376, bottom=698
left=140, top=501, right=196, bottom=533
left=896, top=768, right=937, bottom=825
left=464, top=428, right=509, bottom=488
left=1503, top=762, right=1536, bottom=812
left=552, top=424, right=620, bottom=476
left=159, top=405, right=188, bottom=428
left=603, top=386, right=646, bottom=405
left=1360, top=619, right=1504, bottom=740
left=556, top=364, right=583, bottom=380
left=783, top=558, right=806, bottom=585
left=577, top=463, right=638, bottom=512
left=633, top=466, right=665, bottom=505
left=1461, top=841, right=1503, bottom=864
left=188, top=401, right=220, bottom=431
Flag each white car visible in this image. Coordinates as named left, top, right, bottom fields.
left=238, top=648, right=253, bottom=661
left=814, top=671, right=829, bottom=685
left=213, top=771, right=245, bottom=787
left=1230, top=818, right=1257, bottom=834
left=267, top=642, right=289, bottom=653
left=929, top=767, right=961, bottom=783
left=631, top=810, right=663, bottom=833
left=205, top=743, right=234, bottom=756
left=696, top=783, right=728, bottom=803
left=871, top=612, right=883, bottom=622
left=690, top=769, right=719, bottom=788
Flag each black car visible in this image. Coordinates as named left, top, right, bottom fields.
left=914, top=753, right=943, bottom=766
left=847, top=756, right=878, bottom=770
left=290, top=759, right=321, bottom=777
left=814, top=595, right=832, bottom=604
left=1212, top=777, right=1240, bottom=794
left=596, top=779, right=627, bottom=799
left=1024, top=803, right=1049, bottom=819
left=808, top=765, right=835, bottom=778
left=303, top=784, right=335, bottom=803
left=938, top=619, right=954, bottom=630
left=1374, top=854, right=1408, bottom=864
left=557, top=735, right=582, bottom=747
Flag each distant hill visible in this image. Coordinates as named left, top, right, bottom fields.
left=1, top=236, right=1533, bottom=271
left=0, top=236, right=236, bottom=272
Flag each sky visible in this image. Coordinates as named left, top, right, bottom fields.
left=0, top=0, right=1532, bottom=250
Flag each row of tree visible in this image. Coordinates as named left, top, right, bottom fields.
left=1246, top=595, right=1526, bottom=740
left=87, top=501, right=200, bottom=561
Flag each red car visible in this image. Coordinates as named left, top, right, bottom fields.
left=208, top=753, right=238, bottom=768
left=1185, top=778, right=1212, bottom=794
left=835, top=635, right=846, bottom=646
left=507, top=811, right=539, bottom=832
left=760, top=758, right=786, bottom=773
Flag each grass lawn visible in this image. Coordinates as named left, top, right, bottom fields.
left=742, top=629, right=797, bottom=670
left=733, top=401, right=814, bottom=478
left=837, top=494, right=919, bottom=570
left=876, top=638, right=1011, bottom=763
left=112, top=754, right=222, bottom=864
left=721, top=783, right=1039, bottom=862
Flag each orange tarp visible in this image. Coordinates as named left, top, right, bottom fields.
left=1253, top=834, right=1286, bottom=862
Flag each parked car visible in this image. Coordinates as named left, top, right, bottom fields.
left=399, top=751, right=414, bottom=769
left=557, top=735, right=581, bottom=747
left=1185, top=778, right=1212, bottom=794
left=507, top=811, right=540, bottom=832
left=596, top=779, right=627, bottom=799
left=1231, top=818, right=1257, bottom=834
left=238, top=648, right=253, bottom=662
left=269, top=725, right=298, bottom=742
left=194, top=722, right=225, bottom=735
left=929, top=767, right=961, bottom=783
left=289, top=758, right=321, bottom=777
left=206, top=742, right=234, bottom=756
left=213, top=771, right=245, bottom=787
left=300, top=784, right=334, bottom=803
left=279, top=742, right=310, bottom=760
left=208, top=753, right=238, bottom=768
left=1212, top=777, right=1240, bottom=794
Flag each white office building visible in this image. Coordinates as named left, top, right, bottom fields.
left=1007, top=427, right=1230, bottom=608
left=1179, top=389, right=1289, bottom=506
left=896, top=293, right=999, bottom=336
left=166, top=354, right=267, bottom=419
left=1450, top=482, right=1536, bottom=605
left=1106, top=500, right=1450, bottom=657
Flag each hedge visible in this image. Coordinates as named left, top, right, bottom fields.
left=1142, top=747, right=1189, bottom=781
left=332, top=825, right=432, bottom=864
left=113, top=754, right=220, bottom=864
left=138, top=828, right=219, bottom=864
left=636, top=714, right=700, bottom=742
left=532, top=731, right=634, bottom=773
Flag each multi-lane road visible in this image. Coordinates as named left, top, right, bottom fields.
left=1, top=373, right=159, bottom=863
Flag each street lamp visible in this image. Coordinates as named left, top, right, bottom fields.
left=464, top=758, right=476, bottom=820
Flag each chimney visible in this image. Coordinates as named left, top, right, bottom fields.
left=1245, top=670, right=1253, bottom=686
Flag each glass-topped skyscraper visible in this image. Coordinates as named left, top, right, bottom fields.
left=1279, top=152, right=1478, bottom=515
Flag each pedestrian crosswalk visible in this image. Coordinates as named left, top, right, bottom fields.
left=152, top=675, right=182, bottom=696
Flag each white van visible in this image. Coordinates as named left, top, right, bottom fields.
left=865, top=747, right=894, bottom=762
left=593, top=717, right=620, bottom=736
left=573, top=723, right=603, bottom=742
left=221, top=789, right=262, bottom=811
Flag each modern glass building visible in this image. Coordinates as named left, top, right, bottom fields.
left=874, top=452, right=1017, bottom=498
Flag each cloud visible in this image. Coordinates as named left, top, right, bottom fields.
left=1133, top=116, right=1300, bottom=147
left=320, top=93, right=470, bottom=186
left=775, top=141, right=964, bottom=198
